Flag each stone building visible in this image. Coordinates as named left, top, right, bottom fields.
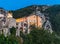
left=16, top=14, right=43, bottom=34
left=16, top=6, right=53, bottom=34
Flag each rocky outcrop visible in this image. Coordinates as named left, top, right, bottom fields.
left=35, top=6, right=53, bottom=33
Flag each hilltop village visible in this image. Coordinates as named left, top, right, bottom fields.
left=0, top=7, right=53, bottom=37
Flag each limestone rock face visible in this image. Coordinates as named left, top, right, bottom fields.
left=8, top=18, right=16, bottom=28
left=0, top=8, right=17, bottom=36
left=35, top=6, right=53, bottom=33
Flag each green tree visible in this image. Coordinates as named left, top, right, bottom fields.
left=0, top=34, right=21, bottom=44
left=45, top=5, right=60, bottom=35
left=23, top=28, right=60, bottom=44
left=10, top=27, right=16, bottom=36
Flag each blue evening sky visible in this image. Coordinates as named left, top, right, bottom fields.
left=0, top=0, right=60, bottom=10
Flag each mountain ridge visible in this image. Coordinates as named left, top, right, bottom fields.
left=10, top=5, right=60, bottom=35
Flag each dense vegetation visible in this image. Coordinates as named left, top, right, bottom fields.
left=0, top=27, right=60, bottom=44
left=21, top=27, right=60, bottom=44
left=11, top=6, right=35, bottom=18
left=45, top=5, right=60, bottom=35
left=11, top=5, right=47, bottom=18
left=0, top=27, right=21, bottom=44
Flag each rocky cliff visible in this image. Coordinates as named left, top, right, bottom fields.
left=11, top=5, right=60, bottom=35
